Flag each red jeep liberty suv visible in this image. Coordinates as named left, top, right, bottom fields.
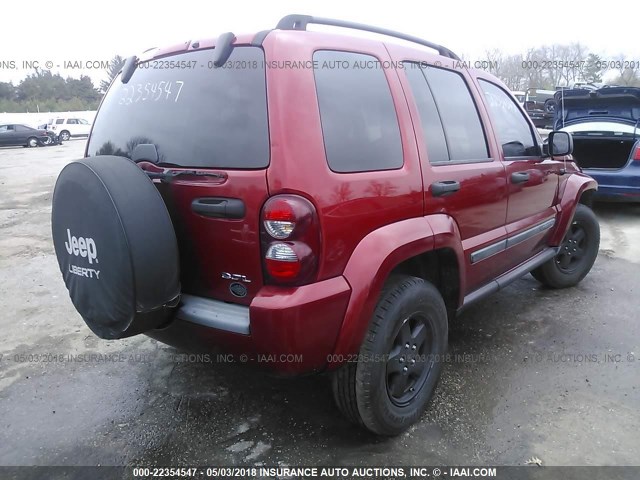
left=51, top=15, right=600, bottom=435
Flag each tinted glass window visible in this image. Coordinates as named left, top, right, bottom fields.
left=87, top=47, right=269, bottom=169
left=0, top=125, right=9, bottom=132
left=67, top=119, right=77, bottom=124
left=404, top=64, right=449, bottom=163
left=313, top=50, right=403, bottom=173
left=55, top=119, right=64, bottom=124
left=479, top=80, right=538, bottom=157
left=422, top=66, right=489, bottom=161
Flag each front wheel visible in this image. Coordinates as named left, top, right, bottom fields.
left=59, top=130, right=71, bottom=141
left=531, top=204, right=599, bottom=288
left=331, top=275, right=448, bottom=435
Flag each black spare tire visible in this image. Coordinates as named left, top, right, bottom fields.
left=51, top=155, right=180, bottom=339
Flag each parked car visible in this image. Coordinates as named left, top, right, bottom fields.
left=556, top=86, right=640, bottom=202
left=523, top=88, right=557, bottom=128
left=0, top=123, right=57, bottom=147
left=50, top=15, right=599, bottom=435
left=47, top=116, right=92, bottom=141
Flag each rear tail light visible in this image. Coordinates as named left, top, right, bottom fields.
left=633, top=145, right=640, bottom=162
left=261, top=195, right=320, bottom=285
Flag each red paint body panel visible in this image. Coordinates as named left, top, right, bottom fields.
left=156, top=171, right=269, bottom=305
left=262, top=32, right=424, bottom=281
left=331, top=217, right=435, bottom=364
left=549, top=172, right=598, bottom=245
left=148, top=276, right=351, bottom=375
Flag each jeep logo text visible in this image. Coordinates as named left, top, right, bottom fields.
left=64, top=229, right=98, bottom=264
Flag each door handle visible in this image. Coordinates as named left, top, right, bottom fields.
left=191, top=198, right=245, bottom=219
left=511, top=171, right=530, bottom=184
left=431, top=180, right=461, bottom=197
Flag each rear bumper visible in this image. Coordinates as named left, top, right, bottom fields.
left=584, top=167, right=640, bottom=202
left=146, top=276, right=351, bottom=375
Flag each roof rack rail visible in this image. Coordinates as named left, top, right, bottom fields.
left=275, top=14, right=460, bottom=60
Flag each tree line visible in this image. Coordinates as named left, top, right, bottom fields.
left=0, top=56, right=124, bottom=113
left=1, top=46, right=639, bottom=113
left=477, top=44, right=640, bottom=90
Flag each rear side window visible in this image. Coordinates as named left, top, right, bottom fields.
left=404, top=65, right=449, bottom=163
left=55, top=119, right=64, bottom=124
left=408, top=64, right=489, bottom=162
left=313, top=50, right=403, bottom=173
left=87, top=47, right=269, bottom=169
left=479, top=80, right=539, bottom=157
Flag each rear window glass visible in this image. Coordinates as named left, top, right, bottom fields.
left=87, top=47, right=269, bottom=169
left=420, top=66, right=489, bottom=162
left=403, top=63, right=449, bottom=163
left=313, top=50, right=403, bottom=173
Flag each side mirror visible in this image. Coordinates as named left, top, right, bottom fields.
left=548, top=131, right=573, bottom=157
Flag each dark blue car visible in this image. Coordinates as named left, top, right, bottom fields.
left=555, top=87, right=640, bottom=202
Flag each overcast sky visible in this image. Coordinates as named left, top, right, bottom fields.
left=1, top=0, right=637, bottom=85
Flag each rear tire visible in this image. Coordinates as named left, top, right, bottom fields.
left=544, top=98, right=556, bottom=114
left=531, top=204, right=599, bottom=288
left=27, top=137, right=38, bottom=148
left=331, top=275, right=448, bottom=435
left=60, top=130, right=70, bottom=141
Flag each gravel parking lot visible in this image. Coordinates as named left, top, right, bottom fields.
left=1, top=141, right=639, bottom=467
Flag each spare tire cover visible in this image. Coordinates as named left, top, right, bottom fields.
left=51, top=155, right=180, bottom=339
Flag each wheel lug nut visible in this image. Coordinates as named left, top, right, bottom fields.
left=400, top=356, right=405, bottom=363
left=411, top=345, right=417, bottom=351
left=403, top=366, right=408, bottom=373
left=405, top=343, right=410, bottom=349
left=410, top=359, right=416, bottom=365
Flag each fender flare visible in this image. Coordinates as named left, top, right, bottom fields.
left=549, top=172, right=598, bottom=245
left=328, top=215, right=465, bottom=366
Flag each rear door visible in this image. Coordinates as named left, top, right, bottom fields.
left=86, top=45, right=270, bottom=306
left=15, top=125, right=32, bottom=143
left=398, top=61, right=510, bottom=292
left=65, top=119, right=77, bottom=136
left=476, top=78, right=562, bottom=265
